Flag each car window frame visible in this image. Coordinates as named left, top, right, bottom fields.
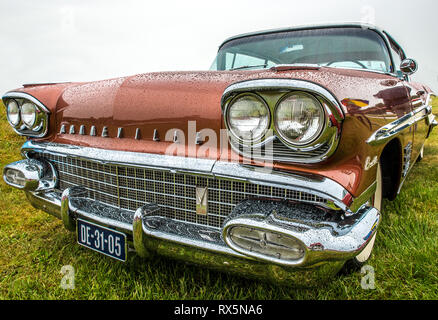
left=382, top=31, right=409, bottom=81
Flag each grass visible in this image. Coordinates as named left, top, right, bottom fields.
left=0, top=98, right=437, bottom=300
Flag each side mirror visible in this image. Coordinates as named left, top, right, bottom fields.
left=400, top=58, right=418, bottom=75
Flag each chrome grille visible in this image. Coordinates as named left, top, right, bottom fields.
left=38, top=153, right=327, bottom=229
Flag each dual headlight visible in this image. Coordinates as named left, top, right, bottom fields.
left=3, top=94, right=49, bottom=137
left=226, top=92, right=325, bottom=146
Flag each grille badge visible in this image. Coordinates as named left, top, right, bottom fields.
left=196, top=186, right=208, bottom=215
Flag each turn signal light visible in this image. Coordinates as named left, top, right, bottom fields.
left=4, top=168, right=26, bottom=188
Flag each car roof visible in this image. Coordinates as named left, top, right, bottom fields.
left=218, top=22, right=388, bottom=49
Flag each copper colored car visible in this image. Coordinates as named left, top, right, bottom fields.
left=2, top=23, right=436, bottom=284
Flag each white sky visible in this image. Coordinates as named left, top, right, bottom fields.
left=1, top=0, right=437, bottom=94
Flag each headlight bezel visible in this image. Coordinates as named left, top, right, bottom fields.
left=221, top=79, right=344, bottom=163
left=225, top=92, right=271, bottom=144
left=2, top=92, right=50, bottom=138
left=274, top=91, right=326, bottom=148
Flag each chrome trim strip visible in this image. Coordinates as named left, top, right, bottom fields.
left=366, top=103, right=432, bottom=145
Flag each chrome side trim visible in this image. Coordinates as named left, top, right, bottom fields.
left=366, top=103, right=432, bottom=146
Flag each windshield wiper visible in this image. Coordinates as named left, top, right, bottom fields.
left=230, top=64, right=268, bottom=71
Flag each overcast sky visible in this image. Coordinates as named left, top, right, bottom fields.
left=1, top=0, right=437, bottom=94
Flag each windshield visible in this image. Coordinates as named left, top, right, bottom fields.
left=210, top=27, right=392, bottom=73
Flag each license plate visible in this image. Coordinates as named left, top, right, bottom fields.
left=77, top=219, right=127, bottom=262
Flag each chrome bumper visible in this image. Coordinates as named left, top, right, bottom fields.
left=23, top=188, right=379, bottom=284
left=4, top=142, right=381, bottom=284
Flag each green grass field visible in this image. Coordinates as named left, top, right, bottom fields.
left=0, top=98, right=437, bottom=300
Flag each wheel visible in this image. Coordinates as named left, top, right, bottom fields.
left=340, top=162, right=382, bottom=274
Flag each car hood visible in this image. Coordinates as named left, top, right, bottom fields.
left=12, top=67, right=400, bottom=158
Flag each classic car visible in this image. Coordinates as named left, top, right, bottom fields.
left=2, top=23, right=436, bottom=284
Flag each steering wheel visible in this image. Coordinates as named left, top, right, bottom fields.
left=325, top=60, right=368, bottom=69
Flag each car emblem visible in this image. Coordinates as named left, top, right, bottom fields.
left=196, top=186, right=208, bottom=215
